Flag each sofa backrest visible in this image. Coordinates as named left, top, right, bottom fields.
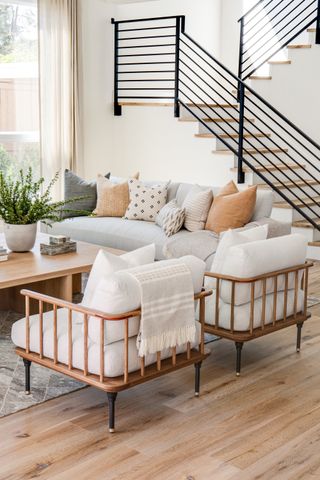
left=110, top=176, right=274, bottom=221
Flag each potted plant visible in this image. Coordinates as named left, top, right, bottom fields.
left=0, top=168, right=85, bottom=252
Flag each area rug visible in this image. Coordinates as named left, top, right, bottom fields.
left=0, top=309, right=85, bottom=418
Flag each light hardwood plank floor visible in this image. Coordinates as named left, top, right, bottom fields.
left=1, top=264, right=320, bottom=480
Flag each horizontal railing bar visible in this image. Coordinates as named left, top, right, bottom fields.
left=118, top=26, right=176, bottom=32
left=244, top=0, right=304, bottom=39
left=112, top=15, right=184, bottom=24
left=118, top=79, right=174, bottom=82
left=118, top=87, right=174, bottom=90
left=244, top=0, right=314, bottom=46
left=119, top=35, right=176, bottom=40
left=119, top=70, right=175, bottom=74
left=239, top=0, right=274, bottom=22
left=182, top=30, right=320, bottom=149
left=242, top=14, right=317, bottom=76
left=118, top=96, right=175, bottom=99
left=180, top=41, right=238, bottom=93
left=118, top=52, right=175, bottom=57
left=119, top=61, right=176, bottom=65
left=179, top=58, right=239, bottom=108
left=118, top=43, right=176, bottom=49
left=242, top=7, right=317, bottom=64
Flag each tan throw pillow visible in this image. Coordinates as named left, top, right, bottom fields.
left=182, top=185, right=213, bottom=232
left=93, top=173, right=139, bottom=217
left=205, top=183, right=257, bottom=234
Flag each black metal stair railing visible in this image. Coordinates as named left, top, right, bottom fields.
left=238, top=0, right=320, bottom=81
left=112, top=15, right=320, bottom=231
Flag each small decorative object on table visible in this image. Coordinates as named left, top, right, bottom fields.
left=0, top=246, right=8, bottom=262
left=40, top=237, right=77, bottom=256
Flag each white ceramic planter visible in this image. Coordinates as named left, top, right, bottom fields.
left=4, top=223, right=37, bottom=252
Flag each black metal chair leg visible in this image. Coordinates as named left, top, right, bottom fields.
left=23, top=359, right=31, bottom=395
left=194, top=362, right=202, bottom=397
left=235, top=342, right=244, bottom=377
left=107, top=392, right=118, bottom=433
left=296, top=323, right=303, bottom=353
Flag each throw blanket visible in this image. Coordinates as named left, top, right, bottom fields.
left=130, top=261, right=196, bottom=357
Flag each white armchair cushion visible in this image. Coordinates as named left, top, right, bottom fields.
left=82, top=243, right=156, bottom=306
left=219, top=234, right=307, bottom=305
left=87, top=256, right=206, bottom=345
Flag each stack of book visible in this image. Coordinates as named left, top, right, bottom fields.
left=40, top=235, right=77, bottom=256
left=0, top=246, right=8, bottom=262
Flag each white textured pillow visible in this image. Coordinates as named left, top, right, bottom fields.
left=156, top=199, right=185, bottom=237
left=82, top=244, right=156, bottom=306
left=124, top=179, right=169, bottom=222
left=87, top=255, right=206, bottom=345
left=182, top=185, right=213, bottom=232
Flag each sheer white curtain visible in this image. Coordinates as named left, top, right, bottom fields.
left=38, top=0, right=82, bottom=199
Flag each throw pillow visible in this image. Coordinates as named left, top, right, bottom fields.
left=93, top=172, right=139, bottom=217
left=182, top=185, right=213, bottom=232
left=205, top=183, right=257, bottom=234
left=81, top=244, right=156, bottom=307
left=156, top=199, right=185, bottom=237
left=124, top=179, right=169, bottom=222
left=63, top=169, right=110, bottom=217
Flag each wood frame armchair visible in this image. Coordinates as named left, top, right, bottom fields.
left=16, top=288, right=212, bottom=433
left=204, top=262, right=313, bottom=376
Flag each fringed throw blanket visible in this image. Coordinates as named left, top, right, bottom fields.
left=130, top=261, right=196, bottom=357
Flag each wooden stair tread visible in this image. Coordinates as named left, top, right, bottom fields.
left=268, top=60, right=291, bottom=65
left=119, top=102, right=173, bottom=107
left=185, top=103, right=239, bottom=109
left=287, top=44, right=312, bottom=49
left=257, top=179, right=319, bottom=190
left=307, top=28, right=316, bottom=33
left=249, top=76, right=272, bottom=80
left=274, top=196, right=320, bottom=209
left=231, top=163, right=305, bottom=173
left=216, top=147, right=288, bottom=155
left=195, top=132, right=270, bottom=139
left=309, top=241, right=320, bottom=247
left=179, top=117, right=254, bottom=123
left=293, top=219, right=320, bottom=228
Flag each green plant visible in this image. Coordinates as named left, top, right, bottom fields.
left=0, top=168, right=87, bottom=225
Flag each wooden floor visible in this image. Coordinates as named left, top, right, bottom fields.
left=1, top=264, right=320, bottom=480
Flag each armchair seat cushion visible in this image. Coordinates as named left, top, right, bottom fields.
left=11, top=309, right=201, bottom=378
left=204, top=289, right=304, bottom=331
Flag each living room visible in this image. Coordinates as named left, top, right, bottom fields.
left=1, top=0, right=320, bottom=478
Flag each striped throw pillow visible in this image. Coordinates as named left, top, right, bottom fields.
left=156, top=200, right=185, bottom=237
left=182, top=186, right=213, bottom=232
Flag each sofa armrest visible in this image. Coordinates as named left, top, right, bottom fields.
left=233, top=217, right=291, bottom=239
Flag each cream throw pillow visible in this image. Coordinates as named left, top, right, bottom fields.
left=93, top=173, right=139, bottom=217
left=205, top=181, right=257, bottom=234
left=182, top=185, right=213, bottom=232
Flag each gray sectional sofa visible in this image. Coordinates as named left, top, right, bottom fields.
left=42, top=177, right=290, bottom=267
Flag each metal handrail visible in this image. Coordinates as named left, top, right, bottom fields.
left=238, top=0, right=319, bottom=80
left=112, top=15, right=320, bottom=230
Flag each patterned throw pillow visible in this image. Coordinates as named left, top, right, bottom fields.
left=182, top=185, right=213, bottom=232
left=156, top=200, right=185, bottom=237
left=124, top=179, right=169, bottom=222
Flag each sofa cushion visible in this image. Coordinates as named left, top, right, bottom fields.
left=163, top=230, right=219, bottom=267
left=156, top=199, right=185, bottom=237
left=11, top=309, right=201, bottom=378
left=182, top=185, right=213, bottom=232
left=125, top=179, right=169, bottom=222
left=63, top=169, right=110, bottom=217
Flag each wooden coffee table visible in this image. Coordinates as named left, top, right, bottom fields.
left=0, top=233, right=123, bottom=314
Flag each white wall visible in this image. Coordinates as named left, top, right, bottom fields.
left=80, top=0, right=116, bottom=179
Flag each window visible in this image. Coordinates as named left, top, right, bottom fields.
left=0, top=0, right=40, bottom=179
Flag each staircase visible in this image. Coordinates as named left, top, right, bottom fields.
left=111, top=4, right=320, bottom=258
